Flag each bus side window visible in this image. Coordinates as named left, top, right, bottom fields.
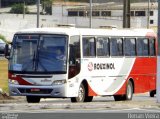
left=97, top=37, right=109, bottom=57
left=149, top=39, right=156, bottom=56
left=137, top=38, right=149, bottom=56
left=110, top=38, right=123, bottom=56
left=83, top=37, right=96, bottom=57
left=124, top=38, right=136, bottom=56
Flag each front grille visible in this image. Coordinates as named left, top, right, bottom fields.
left=18, top=88, right=53, bottom=94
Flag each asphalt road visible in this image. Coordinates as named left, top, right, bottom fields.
left=0, top=93, right=159, bottom=119
left=0, top=93, right=159, bottom=113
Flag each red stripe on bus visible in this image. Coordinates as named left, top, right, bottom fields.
left=9, top=73, right=33, bottom=85
left=88, top=84, right=98, bottom=96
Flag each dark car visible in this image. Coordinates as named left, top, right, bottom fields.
left=0, top=39, right=6, bottom=55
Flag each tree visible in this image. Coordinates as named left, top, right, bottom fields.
left=41, top=0, right=54, bottom=15
left=10, top=3, right=29, bottom=14
left=0, top=34, right=9, bottom=43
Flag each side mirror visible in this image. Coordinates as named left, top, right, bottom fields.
left=5, top=44, right=10, bottom=59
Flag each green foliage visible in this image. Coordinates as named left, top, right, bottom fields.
left=41, top=0, right=53, bottom=15
left=1, top=0, right=35, bottom=7
left=0, top=34, right=5, bottom=41
left=10, top=3, right=29, bottom=14
left=45, top=6, right=52, bottom=15
left=0, top=34, right=10, bottom=44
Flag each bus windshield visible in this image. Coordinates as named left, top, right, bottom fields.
left=9, top=34, right=67, bottom=74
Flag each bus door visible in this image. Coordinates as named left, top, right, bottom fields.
left=68, top=36, right=80, bottom=79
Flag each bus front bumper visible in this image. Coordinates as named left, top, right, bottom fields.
left=9, top=84, right=67, bottom=98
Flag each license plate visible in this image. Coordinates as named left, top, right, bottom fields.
left=31, top=88, right=40, bottom=92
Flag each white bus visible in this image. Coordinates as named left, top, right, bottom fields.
left=7, top=27, right=157, bottom=103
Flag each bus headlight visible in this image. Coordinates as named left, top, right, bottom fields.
left=53, top=80, right=66, bottom=85
left=9, top=79, right=19, bottom=85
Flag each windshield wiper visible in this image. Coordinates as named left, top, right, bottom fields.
left=32, top=50, right=36, bottom=70
left=35, top=50, right=48, bottom=72
left=34, top=49, right=39, bottom=71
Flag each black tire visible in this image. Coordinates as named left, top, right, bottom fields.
left=26, top=96, right=41, bottom=103
left=114, top=95, right=125, bottom=101
left=114, top=80, right=133, bottom=101
left=84, top=96, right=93, bottom=102
left=150, top=90, right=156, bottom=97
left=124, top=80, right=133, bottom=100
left=71, top=83, right=86, bottom=103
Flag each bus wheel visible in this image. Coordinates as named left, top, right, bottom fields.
left=71, top=83, right=85, bottom=103
left=150, top=90, right=156, bottom=97
left=84, top=96, right=93, bottom=102
left=114, top=81, right=133, bottom=101
left=124, top=80, right=133, bottom=100
left=26, top=96, right=40, bottom=103
left=114, top=95, right=123, bottom=101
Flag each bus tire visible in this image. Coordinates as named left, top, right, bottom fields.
left=26, top=96, right=40, bottom=103
left=84, top=96, right=93, bottom=102
left=150, top=90, right=156, bottom=97
left=114, top=95, right=122, bottom=101
left=124, top=80, right=133, bottom=100
left=71, top=83, right=86, bottom=103
left=114, top=81, right=133, bottom=101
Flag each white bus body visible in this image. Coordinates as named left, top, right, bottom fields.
left=8, top=27, right=157, bottom=103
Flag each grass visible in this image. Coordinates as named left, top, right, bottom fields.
left=0, top=59, right=8, bottom=93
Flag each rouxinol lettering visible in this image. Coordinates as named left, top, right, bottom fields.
left=94, top=63, right=115, bottom=70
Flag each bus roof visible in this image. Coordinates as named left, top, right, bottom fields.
left=16, top=27, right=156, bottom=37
